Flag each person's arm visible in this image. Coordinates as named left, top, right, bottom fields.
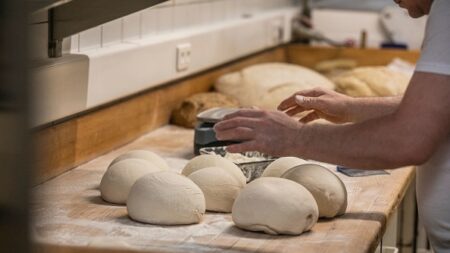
left=277, top=88, right=401, bottom=123
left=214, top=71, right=450, bottom=170
left=348, top=96, right=401, bottom=122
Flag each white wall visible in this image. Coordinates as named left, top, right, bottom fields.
left=311, top=8, right=426, bottom=49
left=69, top=0, right=295, bottom=53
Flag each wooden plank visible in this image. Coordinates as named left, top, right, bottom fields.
left=287, top=45, right=420, bottom=68
left=32, top=126, right=415, bottom=253
left=33, top=47, right=287, bottom=185
left=33, top=243, right=143, bottom=253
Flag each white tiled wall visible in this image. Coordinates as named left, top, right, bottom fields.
left=69, top=0, right=295, bottom=54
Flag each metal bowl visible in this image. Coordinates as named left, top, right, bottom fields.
left=199, top=146, right=276, bottom=182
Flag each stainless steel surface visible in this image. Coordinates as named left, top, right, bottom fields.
left=200, top=146, right=276, bottom=182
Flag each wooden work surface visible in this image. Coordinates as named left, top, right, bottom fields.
left=32, top=125, right=415, bottom=253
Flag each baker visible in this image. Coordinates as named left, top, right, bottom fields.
left=214, top=0, right=450, bottom=251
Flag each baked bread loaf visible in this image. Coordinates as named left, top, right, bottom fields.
left=214, top=63, right=335, bottom=109
left=332, top=66, right=411, bottom=97
left=171, top=92, right=240, bottom=128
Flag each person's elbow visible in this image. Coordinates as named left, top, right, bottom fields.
left=395, top=138, right=436, bottom=167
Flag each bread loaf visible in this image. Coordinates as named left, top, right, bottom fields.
left=171, top=92, right=240, bottom=128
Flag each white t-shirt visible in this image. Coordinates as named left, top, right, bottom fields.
left=415, top=0, right=450, bottom=252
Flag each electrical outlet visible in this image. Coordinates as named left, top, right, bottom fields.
left=176, top=43, right=191, bottom=72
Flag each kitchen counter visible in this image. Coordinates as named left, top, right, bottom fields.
left=32, top=125, right=415, bottom=253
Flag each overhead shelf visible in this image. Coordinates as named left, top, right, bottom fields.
left=28, top=0, right=72, bottom=13
left=29, top=0, right=168, bottom=57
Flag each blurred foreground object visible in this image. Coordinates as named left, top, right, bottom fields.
left=0, top=0, right=31, bottom=253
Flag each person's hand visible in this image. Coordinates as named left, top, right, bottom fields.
left=278, top=87, right=353, bottom=124
left=214, top=109, right=302, bottom=156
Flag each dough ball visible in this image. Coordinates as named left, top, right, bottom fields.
left=215, top=63, right=335, bottom=109
left=232, top=177, right=318, bottom=235
left=109, top=150, right=170, bottom=170
left=188, top=166, right=245, bottom=213
left=171, top=92, right=240, bottom=128
left=332, top=67, right=410, bottom=97
left=100, top=159, right=161, bottom=204
left=262, top=157, right=308, bottom=177
left=127, top=171, right=205, bottom=225
left=182, top=155, right=246, bottom=184
left=281, top=164, right=347, bottom=218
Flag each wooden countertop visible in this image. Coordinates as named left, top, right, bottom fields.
left=32, top=125, right=415, bottom=253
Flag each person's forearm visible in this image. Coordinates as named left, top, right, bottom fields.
left=293, top=112, right=420, bottom=169
left=348, top=96, right=401, bottom=122
left=291, top=72, right=450, bottom=169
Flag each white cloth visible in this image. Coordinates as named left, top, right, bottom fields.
left=415, top=0, right=450, bottom=76
left=415, top=0, right=450, bottom=252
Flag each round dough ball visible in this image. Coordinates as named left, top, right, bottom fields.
left=109, top=150, right=170, bottom=170
left=188, top=166, right=245, bottom=213
left=100, top=159, right=161, bottom=204
left=182, top=155, right=246, bottom=184
left=127, top=171, right=205, bottom=225
left=281, top=164, right=347, bottom=218
left=262, top=157, right=308, bottom=177
left=232, top=177, right=318, bottom=235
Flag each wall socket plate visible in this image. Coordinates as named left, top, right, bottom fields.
left=176, top=43, right=191, bottom=72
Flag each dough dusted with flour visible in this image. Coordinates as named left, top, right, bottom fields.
left=188, top=166, right=245, bottom=213
left=109, top=150, right=170, bottom=170
left=182, top=155, right=246, bottom=184
left=282, top=164, right=347, bottom=218
left=215, top=63, right=335, bottom=109
left=100, top=159, right=161, bottom=204
left=262, top=157, right=308, bottom=177
left=127, top=171, right=205, bottom=225
left=332, top=66, right=410, bottom=97
left=232, top=177, right=318, bottom=235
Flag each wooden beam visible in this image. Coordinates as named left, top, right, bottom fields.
left=287, top=45, right=420, bottom=68
left=33, top=243, right=163, bottom=253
